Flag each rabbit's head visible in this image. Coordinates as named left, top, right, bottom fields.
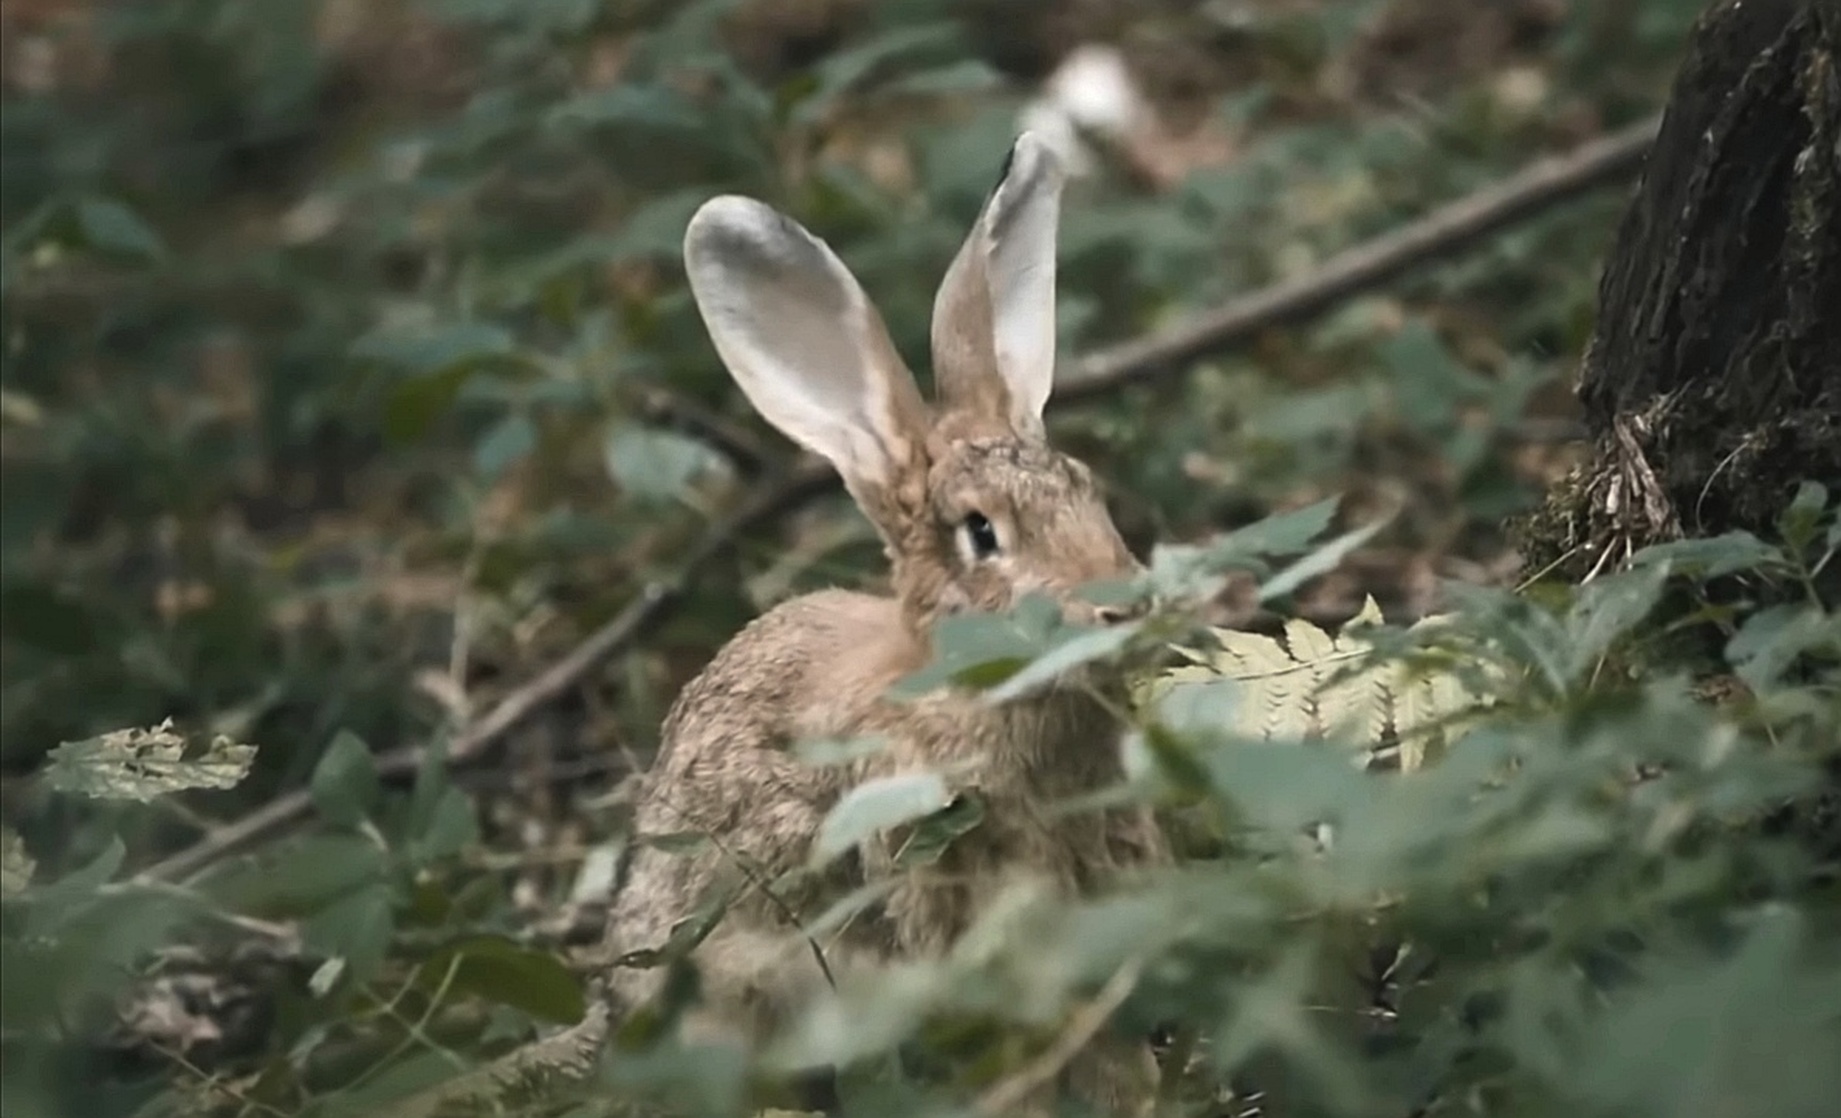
left=684, top=133, right=1139, bottom=634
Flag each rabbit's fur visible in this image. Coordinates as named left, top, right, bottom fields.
left=604, top=134, right=1167, bottom=1111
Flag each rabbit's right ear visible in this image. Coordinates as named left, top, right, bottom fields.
left=685, top=197, right=927, bottom=502
left=931, top=133, right=1065, bottom=437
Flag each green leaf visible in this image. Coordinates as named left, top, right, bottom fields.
left=406, top=736, right=451, bottom=846
left=356, top=322, right=522, bottom=443
left=75, top=197, right=166, bottom=262
left=1145, top=498, right=1342, bottom=599
left=1257, top=517, right=1388, bottom=602
left=353, top=321, right=517, bottom=378
left=200, top=833, right=389, bottom=918
left=797, top=23, right=963, bottom=120
left=23, top=837, right=125, bottom=939
left=43, top=720, right=257, bottom=802
left=407, top=786, right=479, bottom=865
left=985, top=621, right=1138, bottom=702
left=1779, top=480, right=1832, bottom=554
left=603, top=425, right=721, bottom=504
left=894, top=794, right=985, bottom=868
left=882, top=59, right=1004, bottom=98
left=316, top=1049, right=462, bottom=1116
left=1378, top=320, right=1481, bottom=434
left=0, top=583, right=99, bottom=654
left=1726, top=605, right=1840, bottom=693
left=813, top=772, right=951, bottom=865
left=893, top=596, right=1063, bottom=696
left=472, top=412, right=536, bottom=480
left=310, top=730, right=382, bottom=829
left=1135, top=724, right=1212, bottom=797
left=546, top=84, right=703, bottom=133
left=1564, top=563, right=1669, bottom=679
left=0, top=828, right=32, bottom=897
left=302, top=881, right=397, bottom=985
left=419, top=935, right=586, bottom=1024
left=1629, top=532, right=1785, bottom=578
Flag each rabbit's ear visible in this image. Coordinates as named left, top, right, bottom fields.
left=931, top=132, right=1065, bottom=435
left=685, top=196, right=927, bottom=498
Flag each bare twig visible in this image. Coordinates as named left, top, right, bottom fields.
left=142, top=464, right=832, bottom=884
left=635, top=386, right=774, bottom=470
left=145, top=121, right=1657, bottom=884
left=974, top=956, right=1147, bottom=1117
left=1057, top=114, right=1659, bottom=401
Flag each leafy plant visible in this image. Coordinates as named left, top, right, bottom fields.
left=7, top=1, right=1830, bottom=1116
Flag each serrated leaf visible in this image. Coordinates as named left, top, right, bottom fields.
left=1299, top=623, right=1389, bottom=753
left=44, top=720, right=256, bottom=802
left=813, top=772, right=951, bottom=865
left=1162, top=602, right=1495, bottom=765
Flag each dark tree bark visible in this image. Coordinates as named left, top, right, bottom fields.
left=1523, top=0, right=1840, bottom=573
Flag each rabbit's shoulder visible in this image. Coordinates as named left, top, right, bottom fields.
left=656, top=588, right=917, bottom=768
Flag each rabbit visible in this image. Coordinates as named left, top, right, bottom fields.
left=603, top=133, right=1168, bottom=1114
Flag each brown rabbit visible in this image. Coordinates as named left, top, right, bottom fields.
left=604, top=133, right=1167, bottom=1112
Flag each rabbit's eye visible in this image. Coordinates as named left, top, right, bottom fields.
left=961, top=511, right=1001, bottom=559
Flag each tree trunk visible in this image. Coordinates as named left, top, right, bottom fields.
left=1520, top=0, right=1840, bottom=575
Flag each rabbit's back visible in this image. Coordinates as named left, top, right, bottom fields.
left=605, top=589, right=912, bottom=1024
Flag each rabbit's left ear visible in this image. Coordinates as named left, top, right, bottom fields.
left=931, top=132, right=1065, bottom=435
left=684, top=195, right=927, bottom=506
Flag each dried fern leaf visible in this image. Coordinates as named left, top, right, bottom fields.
left=1150, top=598, right=1496, bottom=767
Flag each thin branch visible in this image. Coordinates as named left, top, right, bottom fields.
left=974, top=957, right=1147, bottom=1117
left=142, top=464, right=833, bottom=884
left=143, top=120, right=1657, bottom=884
left=634, top=385, right=774, bottom=471
left=1057, top=114, right=1659, bottom=400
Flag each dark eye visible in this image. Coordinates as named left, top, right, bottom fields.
left=961, top=511, right=1000, bottom=558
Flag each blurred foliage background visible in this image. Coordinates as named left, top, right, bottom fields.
left=9, top=2, right=1837, bottom=1117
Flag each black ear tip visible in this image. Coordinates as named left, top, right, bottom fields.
left=995, top=143, right=1017, bottom=188
left=989, top=133, right=1059, bottom=201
